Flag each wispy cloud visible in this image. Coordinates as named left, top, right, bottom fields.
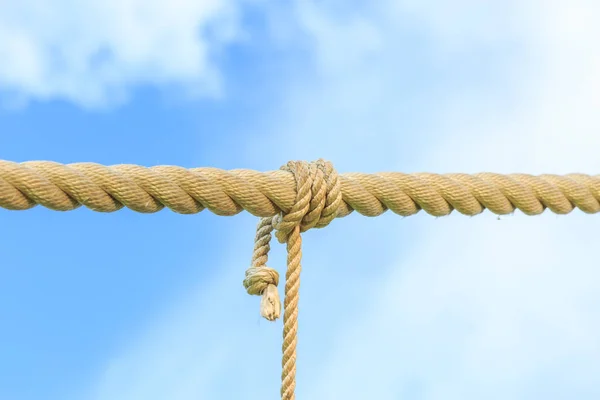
left=0, top=0, right=240, bottom=108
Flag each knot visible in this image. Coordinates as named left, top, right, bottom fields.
left=243, top=159, right=341, bottom=322
left=273, top=159, right=342, bottom=243
left=243, top=266, right=279, bottom=295
left=243, top=266, right=281, bottom=321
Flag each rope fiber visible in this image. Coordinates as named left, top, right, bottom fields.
left=3, top=158, right=600, bottom=400
left=243, top=160, right=341, bottom=399
left=2, top=160, right=600, bottom=216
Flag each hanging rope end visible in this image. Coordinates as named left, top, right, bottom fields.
left=243, top=266, right=281, bottom=321
left=260, top=284, right=281, bottom=321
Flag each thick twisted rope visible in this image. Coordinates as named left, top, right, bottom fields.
left=2, top=160, right=600, bottom=217
left=3, top=159, right=600, bottom=399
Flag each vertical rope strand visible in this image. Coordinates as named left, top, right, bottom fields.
left=281, top=225, right=302, bottom=399
left=243, top=217, right=281, bottom=321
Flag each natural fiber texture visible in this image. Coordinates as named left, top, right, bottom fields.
left=243, top=160, right=342, bottom=400
left=3, top=158, right=600, bottom=400
left=243, top=217, right=280, bottom=321
left=2, top=160, right=600, bottom=217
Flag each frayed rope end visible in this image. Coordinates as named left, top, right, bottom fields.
left=260, top=284, right=281, bottom=321
left=243, top=266, right=281, bottom=321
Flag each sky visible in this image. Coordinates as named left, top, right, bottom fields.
left=1, top=1, right=600, bottom=399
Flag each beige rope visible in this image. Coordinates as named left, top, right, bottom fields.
left=243, top=217, right=280, bottom=321
left=2, top=160, right=600, bottom=217
left=243, top=160, right=341, bottom=399
left=3, top=159, right=600, bottom=399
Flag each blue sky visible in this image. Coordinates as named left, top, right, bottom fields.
left=1, top=1, right=600, bottom=399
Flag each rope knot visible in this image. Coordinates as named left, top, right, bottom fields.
left=243, top=159, right=341, bottom=322
left=273, top=159, right=342, bottom=243
left=243, top=266, right=280, bottom=321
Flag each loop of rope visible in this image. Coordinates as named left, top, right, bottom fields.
left=243, top=159, right=341, bottom=400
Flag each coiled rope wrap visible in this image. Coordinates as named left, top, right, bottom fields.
left=3, top=159, right=600, bottom=399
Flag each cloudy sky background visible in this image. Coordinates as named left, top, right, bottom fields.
left=1, top=1, right=599, bottom=399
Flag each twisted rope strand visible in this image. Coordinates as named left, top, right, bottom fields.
left=273, top=161, right=315, bottom=400
left=281, top=225, right=302, bottom=400
left=243, top=217, right=281, bottom=321
left=2, top=160, right=600, bottom=217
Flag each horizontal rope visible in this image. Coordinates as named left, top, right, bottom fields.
left=1, top=160, right=600, bottom=217
left=4, top=158, right=600, bottom=400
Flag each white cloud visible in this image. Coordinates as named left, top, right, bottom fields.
left=0, top=0, right=240, bottom=108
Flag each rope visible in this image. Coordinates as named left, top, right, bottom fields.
left=243, top=160, right=341, bottom=399
left=2, top=160, right=600, bottom=217
left=3, top=158, right=600, bottom=399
